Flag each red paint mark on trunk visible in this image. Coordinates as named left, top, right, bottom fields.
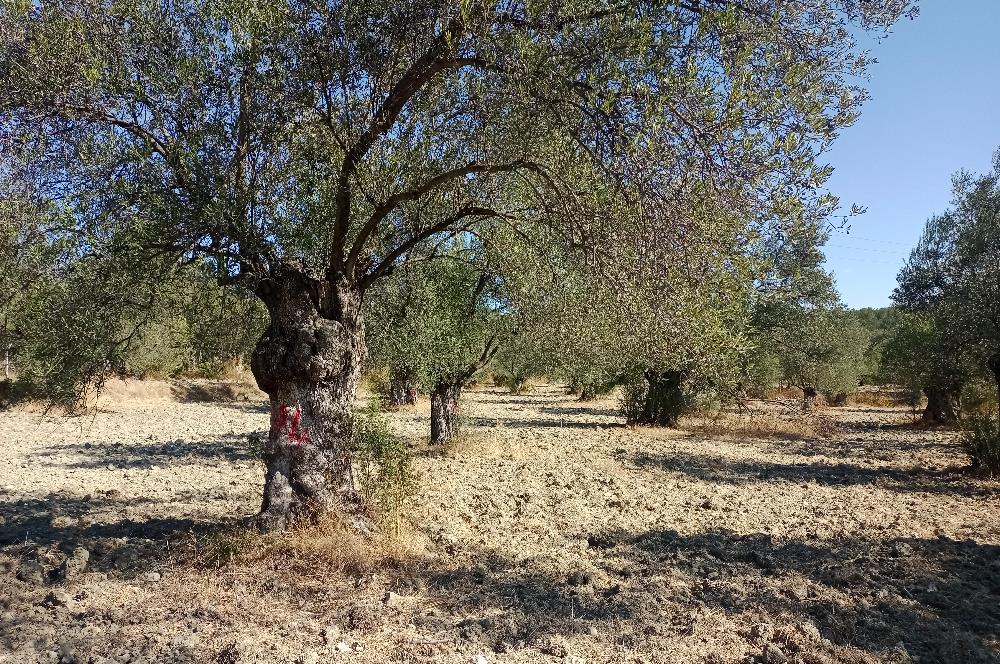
left=276, top=404, right=311, bottom=444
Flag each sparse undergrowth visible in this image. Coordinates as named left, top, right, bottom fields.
left=179, top=518, right=419, bottom=579
left=961, top=415, right=1000, bottom=474
left=681, top=408, right=833, bottom=440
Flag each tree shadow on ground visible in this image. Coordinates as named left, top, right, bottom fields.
left=393, top=529, right=1000, bottom=663
left=625, top=448, right=996, bottom=497
left=34, top=431, right=265, bottom=469
left=0, top=492, right=241, bottom=553
left=540, top=403, right=619, bottom=419
left=752, top=431, right=961, bottom=463
left=469, top=415, right=624, bottom=430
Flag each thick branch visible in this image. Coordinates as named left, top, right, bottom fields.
left=360, top=206, right=503, bottom=289
left=329, top=17, right=467, bottom=268
left=345, top=160, right=529, bottom=276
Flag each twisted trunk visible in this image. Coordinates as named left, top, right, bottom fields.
left=638, top=370, right=685, bottom=427
left=387, top=367, right=418, bottom=408
left=922, top=386, right=960, bottom=425
left=430, top=380, right=462, bottom=445
left=250, top=268, right=373, bottom=534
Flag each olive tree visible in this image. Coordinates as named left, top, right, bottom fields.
left=366, top=241, right=505, bottom=444
left=1, top=0, right=915, bottom=531
left=880, top=312, right=973, bottom=423
left=894, top=152, right=1000, bottom=423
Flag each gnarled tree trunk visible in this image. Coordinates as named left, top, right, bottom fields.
left=802, top=385, right=819, bottom=412
left=638, top=369, right=685, bottom=427
left=250, top=268, right=374, bottom=534
left=922, top=386, right=960, bottom=425
left=387, top=367, right=418, bottom=408
left=430, top=380, right=462, bottom=445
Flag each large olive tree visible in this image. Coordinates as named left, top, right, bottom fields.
left=0, top=0, right=915, bottom=531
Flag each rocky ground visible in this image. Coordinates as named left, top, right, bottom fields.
left=1, top=382, right=998, bottom=664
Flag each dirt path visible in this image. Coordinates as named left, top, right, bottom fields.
left=1, top=384, right=998, bottom=663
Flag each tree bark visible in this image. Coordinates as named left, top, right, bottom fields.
left=922, top=386, right=960, bottom=425
left=637, top=370, right=684, bottom=427
left=387, top=367, right=418, bottom=408
left=802, top=385, right=819, bottom=412
left=250, top=268, right=374, bottom=534
left=430, top=380, right=462, bottom=445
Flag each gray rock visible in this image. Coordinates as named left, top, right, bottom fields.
left=139, top=571, right=161, bottom=583
left=382, top=591, right=402, bottom=607
left=58, top=547, right=90, bottom=581
left=44, top=589, right=72, bottom=607
left=763, top=642, right=787, bottom=664
left=322, top=625, right=341, bottom=644
left=17, top=560, right=47, bottom=585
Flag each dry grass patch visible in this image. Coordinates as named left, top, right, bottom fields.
left=681, top=408, right=832, bottom=440
left=177, top=517, right=428, bottom=581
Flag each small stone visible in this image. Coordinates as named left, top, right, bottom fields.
left=799, top=621, right=821, bottom=642
left=44, top=589, right=72, bottom=606
left=586, top=625, right=598, bottom=636
left=891, top=542, right=913, bottom=557
left=107, top=464, right=117, bottom=471
left=563, top=657, right=586, bottom=664
left=50, top=515, right=78, bottom=529
left=383, top=591, right=402, bottom=607
left=139, top=571, right=161, bottom=583
left=322, top=625, right=341, bottom=644
left=763, top=642, right=787, bottom=664
left=334, top=641, right=351, bottom=653
left=17, top=560, right=47, bottom=585
left=58, top=547, right=90, bottom=581
left=58, top=639, right=75, bottom=659
left=298, top=652, right=319, bottom=664
left=472, top=656, right=488, bottom=664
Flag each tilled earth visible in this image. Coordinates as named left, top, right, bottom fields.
left=1, top=383, right=998, bottom=664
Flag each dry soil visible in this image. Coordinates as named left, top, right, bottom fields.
left=1, top=382, right=998, bottom=664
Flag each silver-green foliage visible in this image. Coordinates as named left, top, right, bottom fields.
left=351, top=398, right=414, bottom=528
left=961, top=416, right=1000, bottom=473
left=0, top=0, right=917, bottom=405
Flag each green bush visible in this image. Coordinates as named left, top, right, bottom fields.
left=619, top=377, right=646, bottom=424
left=351, top=399, right=415, bottom=531
left=962, top=378, right=999, bottom=419
left=961, top=416, right=1000, bottom=473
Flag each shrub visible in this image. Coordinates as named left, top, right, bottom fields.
left=961, top=416, right=1000, bottom=473
left=619, top=377, right=646, bottom=424
left=962, top=378, right=1000, bottom=419
left=351, top=399, right=415, bottom=532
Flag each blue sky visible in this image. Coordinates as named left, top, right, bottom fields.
left=823, top=0, right=1000, bottom=309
